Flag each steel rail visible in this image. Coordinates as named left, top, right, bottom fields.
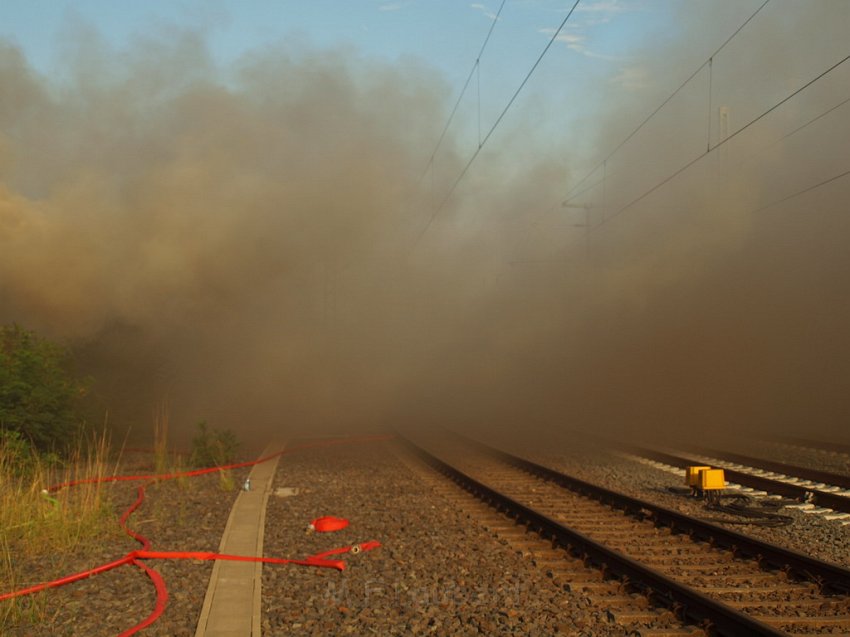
left=684, top=446, right=850, bottom=490
left=763, top=435, right=850, bottom=458
left=449, top=433, right=850, bottom=595
left=401, top=436, right=790, bottom=637
left=627, top=446, right=850, bottom=516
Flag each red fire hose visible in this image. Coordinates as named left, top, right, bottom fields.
left=0, top=435, right=389, bottom=635
left=47, top=434, right=393, bottom=492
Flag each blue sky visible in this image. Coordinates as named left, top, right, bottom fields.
left=0, top=1, right=683, bottom=166
left=1, top=1, right=783, bottom=200
left=0, top=1, right=660, bottom=85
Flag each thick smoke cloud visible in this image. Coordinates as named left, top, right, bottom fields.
left=451, top=1, right=850, bottom=444
left=0, top=31, right=461, bottom=445
left=2, top=2, right=848, bottom=450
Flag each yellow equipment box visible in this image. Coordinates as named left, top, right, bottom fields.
left=698, top=468, right=726, bottom=491
left=685, top=466, right=712, bottom=487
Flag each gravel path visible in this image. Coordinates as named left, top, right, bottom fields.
left=535, top=445, right=850, bottom=569
left=2, top=454, right=248, bottom=637
left=261, top=441, right=634, bottom=636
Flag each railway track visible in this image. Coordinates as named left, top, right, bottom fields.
left=625, top=445, right=850, bottom=520
left=683, top=447, right=850, bottom=492
left=403, top=433, right=850, bottom=636
left=765, top=436, right=850, bottom=458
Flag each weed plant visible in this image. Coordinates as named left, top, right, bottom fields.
left=218, top=469, right=236, bottom=492
left=152, top=401, right=170, bottom=476
left=147, top=404, right=195, bottom=493
left=190, top=421, right=239, bottom=469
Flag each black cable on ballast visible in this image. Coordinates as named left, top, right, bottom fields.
left=665, top=487, right=795, bottom=528
left=703, top=493, right=795, bottom=528
left=562, top=0, right=771, bottom=205
left=414, top=0, right=583, bottom=247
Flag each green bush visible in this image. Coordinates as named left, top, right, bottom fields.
left=0, top=324, right=88, bottom=450
left=0, top=429, right=62, bottom=478
left=190, top=421, right=239, bottom=468
left=0, top=429, right=36, bottom=476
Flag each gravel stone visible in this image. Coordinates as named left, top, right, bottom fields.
left=261, top=442, right=632, bottom=636
left=532, top=445, right=850, bottom=569
left=15, top=438, right=835, bottom=635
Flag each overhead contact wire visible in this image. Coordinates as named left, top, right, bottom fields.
left=750, top=168, right=850, bottom=214
left=706, top=57, right=713, bottom=151
left=779, top=95, right=850, bottom=141
left=595, top=51, right=850, bottom=231
left=415, top=0, right=582, bottom=245
left=562, top=0, right=770, bottom=204
left=417, top=0, right=507, bottom=185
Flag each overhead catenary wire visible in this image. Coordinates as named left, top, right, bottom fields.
left=706, top=57, right=713, bottom=152
left=477, top=59, right=482, bottom=148
left=593, top=50, right=850, bottom=232
left=562, top=0, right=771, bottom=205
left=509, top=164, right=850, bottom=268
left=415, top=0, right=583, bottom=247
left=749, top=167, right=850, bottom=214
left=725, top=92, right=850, bottom=173
left=778, top=94, right=850, bottom=142
left=417, top=0, right=507, bottom=186
left=502, top=5, right=846, bottom=269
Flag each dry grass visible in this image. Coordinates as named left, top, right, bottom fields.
left=150, top=401, right=194, bottom=489
left=218, top=468, right=236, bottom=492
left=153, top=400, right=170, bottom=476
left=1, top=413, right=241, bottom=630
left=0, top=431, right=119, bottom=626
